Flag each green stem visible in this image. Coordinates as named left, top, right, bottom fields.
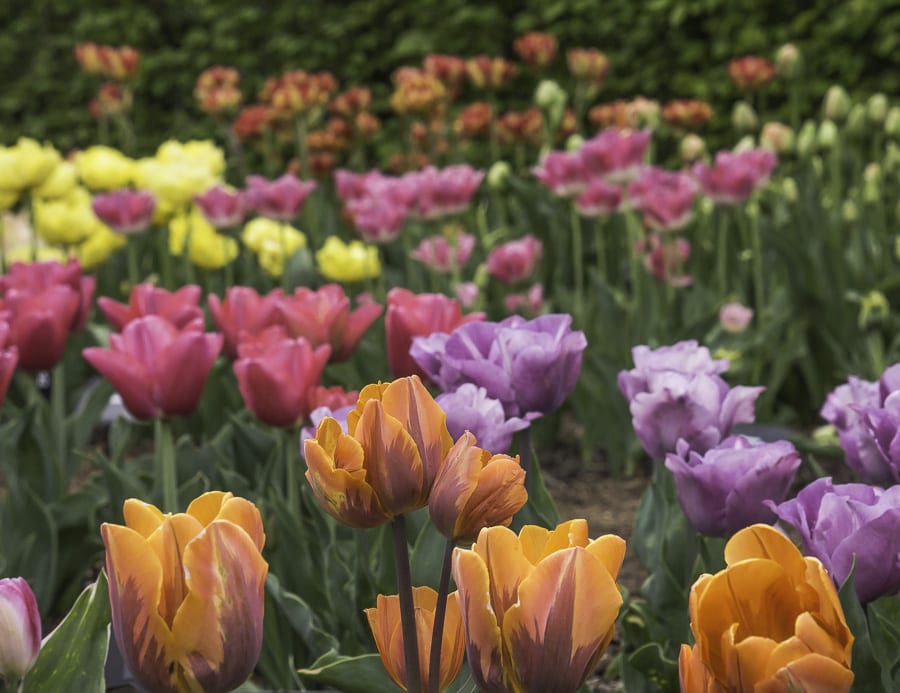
left=157, top=225, right=175, bottom=290
left=715, top=207, right=729, bottom=296
left=517, top=427, right=533, bottom=494
left=280, top=222, right=291, bottom=292
left=749, top=207, right=765, bottom=330
left=427, top=540, right=456, bottom=693
left=127, top=238, right=140, bottom=288
left=570, top=203, right=584, bottom=327
left=156, top=418, right=177, bottom=513
left=624, top=210, right=645, bottom=343
left=284, top=427, right=299, bottom=519
left=295, top=117, right=310, bottom=180
left=391, top=515, right=422, bottom=693
left=592, top=217, right=606, bottom=282
left=51, top=362, right=67, bottom=498
left=183, top=207, right=197, bottom=286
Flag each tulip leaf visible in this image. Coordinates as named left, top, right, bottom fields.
left=837, top=563, right=882, bottom=691
left=410, top=518, right=448, bottom=589
left=297, top=650, right=398, bottom=693
left=22, top=571, right=110, bottom=693
left=266, top=574, right=340, bottom=656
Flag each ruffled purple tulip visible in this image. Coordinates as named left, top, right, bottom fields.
left=405, top=165, right=484, bottom=219
left=194, top=184, right=248, bottom=228
left=821, top=365, right=900, bottom=483
left=618, top=340, right=764, bottom=459
left=627, top=166, right=698, bottom=232
left=346, top=196, right=408, bottom=244
left=410, top=233, right=475, bottom=273
left=693, top=149, right=778, bottom=205
left=578, top=128, right=652, bottom=184
left=575, top=177, right=623, bottom=217
left=767, top=477, right=900, bottom=603
left=411, top=313, right=587, bottom=418
left=245, top=173, right=316, bottom=221
left=91, top=189, right=156, bottom=235
left=665, top=436, right=800, bottom=537
left=437, top=383, right=535, bottom=454
left=532, top=151, right=589, bottom=197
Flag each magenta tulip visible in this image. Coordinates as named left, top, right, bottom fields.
left=245, top=173, right=316, bottom=221
left=91, top=189, right=156, bottom=234
left=98, top=283, right=204, bottom=332
left=194, top=185, right=248, bottom=228
left=5, top=285, right=79, bottom=371
left=208, top=286, right=283, bottom=359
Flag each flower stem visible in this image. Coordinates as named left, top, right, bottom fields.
left=518, top=427, right=533, bottom=493
left=428, top=540, right=455, bottom=693
left=51, top=362, right=67, bottom=499
left=127, top=238, right=140, bottom=288
left=391, top=515, right=422, bottom=693
left=155, top=418, right=177, bottom=513
left=570, top=203, right=585, bottom=327
left=284, top=426, right=300, bottom=519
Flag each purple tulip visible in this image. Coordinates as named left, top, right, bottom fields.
left=578, top=128, right=652, bottom=184
left=618, top=340, right=764, bottom=459
left=627, top=166, right=698, bottom=232
left=0, top=577, right=41, bottom=681
left=665, top=436, right=800, bottom=536
left=436, top=384, right=535, bottom=454
left=767, top=477, right=900, bottom=603
left=575, top=177, right=623, bottom=217
left=411, top=313, right=587, bottom=418
left=245, top=173, right=316, bottom=221
left=194, top=184, right=248, bottom=228
left=532, top=151, right=589, bottom=197
left=693, top=149, right=778, bottom=205
left=404, top=165, right=484, bottom=219
left=91, top=189, right=156, bottom=235
left=821, top=365, right=900, bottom=483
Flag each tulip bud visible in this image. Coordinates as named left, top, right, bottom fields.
left=732, top=101, right=758, bottom=134
left=811, top=156, right=824, bottom=179
left=846, top=103, right=867, bottom=138
left=680, top=133, right=706, bottom=164
left=817, top=120, right=838, bottom=150
left=867, top=93, right=889, bottom=124
left=487, top=160, right=511, bottom=190
left=823, top=85, right=852, bottom=123
left=886, top=106, right=900, bottom=139
left=886, top=143, right=900, bottom=175
left=858, top=290, right=889, bottom=329
left=760, top=122, right=794, bottom=154
left=565, top=133, right=585, bottom=152
left=781, top=177, right=798, bottom=203
left=863, top=163, right=881, bottom=203
left=842, top=199, right=858, bottom=223
left=733, top=135, right=756, bottom=153
left=0, top=578, right=42, bottom=681
left=796, top=119, right=817, bottom=157
left=534, top=79, right=566, bottom=111
left=775, top=43, right=800, bottom=79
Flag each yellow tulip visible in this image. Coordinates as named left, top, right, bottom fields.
left=156, top=139, right=226, bottom=178
left=0, top=189, right=19, bottom=212
left=6, top=245, right=68, bottom=265
left=135, top=158, right=218, bottom=209
left=75, top=145, right=135, bottom=191
left=366, top=587, right=465, bottom=692
left=316, top=235, right=381, bottom=282
left=0, top=138, right=61, bottom=191
left=241, top=217, right=307, bottom=278
left=33, top=161, right=78, bottom=199
left=428, top=431, right=527, bottom=542
left=680, top=523, right=854, bottom=692
left=169, top=207, right=238, bottom=270
left=101, top=491, right=268, bottom=693
left=32, top=187, right=97, bottom=245
left=304, top=375, right=453, bottom=528
left=77, top=222, right=127, bottom=270
left=452, top=519, right=625, bottom=693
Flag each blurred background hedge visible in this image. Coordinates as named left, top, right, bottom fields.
left=1, top=0, right=898, bottom=155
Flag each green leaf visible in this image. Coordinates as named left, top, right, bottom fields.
left=22, top=571, right=111, bottom=693
left=266, top=573, right=340, bottom=657
left=297, top=650, right=399, bottom=693
left=837, top=563, right=882, bottom=690
left=410, top=518, right=449, bottom=589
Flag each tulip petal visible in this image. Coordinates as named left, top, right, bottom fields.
left=217, top=496, right=266, bottom=552
left=83, top=347, right=158, bottom=420
left=147, top=514, right=205, bottom=628
left=678, top=644, right=716, bottom=693
left=586, top=534, right=627, bottom=580
left=520, top=518, right=589, bottom=563
left=502, top=547, right=623, bottom=693
left=454, top=455, right=527, bottom=540
left=473, top=526, right=535, bottom=626
left=723, top=524, right=806, bottom=577
left=185, top=491, right=230, bottom=528
left=122, top=499, right=166, bottom=538
left=761, top=653, right=854, bottom=693
left=726, top=631, right=776, bottom=690
left=155, top=332, right=223, bottom=416
left=171, top=520, right=268, bottom=693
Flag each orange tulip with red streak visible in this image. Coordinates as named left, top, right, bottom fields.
left=680, top=523, right=854, bottom=693
left=452, top=519, right=625, bottom=693
left=428, top=431, right=527, bottom=542
left=101, top=492, right=267, bottom=693
left=366, top=586, right=465, bottom=692
left=304, top=375, right=454, bottom=528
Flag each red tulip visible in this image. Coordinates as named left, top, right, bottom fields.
left=6, top=285, right=79, bottom=371
left=98, top=283, right=204, bottom=332
left=307, top=384, right=359, bottom=411
left=208, top=286, right=283, bottom=359
left=0, top=259, right=95, bottom=332
left=234, top=335, right=331, bottom=427
left=0, top=323, right=18, bottom=407
left=385, top=288, right=485, bottom=379
left=83, top=315, right=223, bottom=420
left=276, top=284, right=382, bottom=362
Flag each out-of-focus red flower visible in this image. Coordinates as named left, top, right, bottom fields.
left=638, top=233, right=692, bottom=287
left=90, top=83, right=133, bottom=119
left=532, top=151, right=588, bottom=197
left=307, top=384, right=359, bottom=412
left=309, top=153, right=337, bottom=180
left=195, top=66, right=242, bottom=115
left=662, top=99, right=714, bottom=130
left=496, top=108, right=544, bottom=146
left=74, top=43, right=140, bottom=81
left=504, top=283, right=545, bottom=318
left=276, top=284, right=383, bottom=362
left=83, top=315, right=222, bottom=420
left=194, top=185, right=248, bottom=229
left=514, top=32, right=558, bottom=69
left=465, top=55, right=517, bottom=90
left=728, top=56, right=776, bottom=91
left=390, top=69, right=446, bottom=116
left=4, top=286, right=77, bottom=372
left=329, top=87, right=371, bottom=118
left=354, top=111, right=381, bottom=139
left=454, top=102, right=494, bottom=139
left=567, top=48, right=610, bottom=85
left=245, top=173, right=316, bottom=221
left=99, top=283, right=204, bottom=332
left=385, top=287, right=485, bottom=379
left=487, top=235, right=544, bottom=285
left=263, top=70, right=337, bottom=119
left=423, top=54, right=468, bottom=98
left=628, top=167, right=698, bottom=231
left=232, top=104, right=273, bottom=141
left=410, top=230, right=476, bottom=274
left=208, top=286, right=283, bottom=360
left=0, top=259, right=95, bottom=333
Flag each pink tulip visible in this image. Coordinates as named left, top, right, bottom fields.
left=638, top=233, right=692, bottom=287
left=194, top=185, right=248, bottom=228
left=0, top=259, right=95, bottom=332
left=693, top=149, right=778, bottom=205
left=91, top=189, right=156, bottom=234
left=276, top=284, right=382, bottom=362
left=579, top=128, right=652, bottom=183
left=503, top=283, right=545, bottom=317
left=404, top=165, right=484, bottom=219
left=455, top=282, right=479, bottom=309
left=83, top=315, right=223, bottom=420
left=307, top=384, right=359, bottom=412
left=208, top=286, right=284, bottom=359
left=532, top=151, right=588, bottom=197
left=720, top=302, right=754, bottom=333
left=234, top=335, right=331, bottom=427
left=486, top=234, right=543, bottom=284
left=5, top=285, right=79, bottom=371
left=628, top=167, right=698, bottom=231
left=98, top=283, right=204, bottom=332
left=0, top=577, right=41, bottom=681
left=575, top=177, right=623, bottom=217
left=245, top=173, right=316, bottom=221
left=410, top=233, right=476, bottom=273
left=346, top=196, right=408, bottom=244
left=0, top=322, right=18, bottom=407
left=385, top=287, right=485, bottom=378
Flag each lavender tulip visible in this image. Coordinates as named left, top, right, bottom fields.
left=665, top=436, right=800, bottom=536
left=411, top=313, right=586, bottom=418
left=618, top=340, right=763, bottom=459
left=767, top=477, right=900, bottom=603
left=0, top=577, right=41, bottom=681
left=436, top=384, right=535, bottom=454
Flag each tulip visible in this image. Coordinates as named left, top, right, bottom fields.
left=665, top=436, right=800, bottom=536
left=234, top=335, right=331, bottom=427
left=410, top=232, right=476, bottom=274
left=455, top=282, right=479, bottom=309
left=578, top=128, right=652, bottom=184
left=316, top=236, right=382, bottom=283
left=465, top=56, right=517, bottom=90
left=366, top=587, right=465, bottom=692
left=637, top=233, right=692, bottom=287
left=277, top=284, right=382, bottom=362
left=102, top=492, right=267, bottom=693
left=99, top=283, right=204, bottom=332
left=5, top=285, right=78, bottom=371
left=245, top=173, right=316, bottom=221
left=299, top=404, right=354, bottom=458
left=156, top=140, right=226, bottom=178
left=411, top=314, right=586, bottom=418
left=304, top=376, right=454, bottom=528
left=566, top=48, right=610, bottom=84
left=83, top=315, right=222, bottom=420
left=452, top=520, right=625, bottom=692
left=768, top=477, right=900, bottom=603
left=437, top=385, right=535, bottom=456
left=135, top=159, right=218, bottom=213
left=680, top=524, right=853, bottom=692
left=208, top=286, right=283, bottom=359
left=74, top=145, right=135, bottom=191
left=531, top=151, right=588, bottom=197
left=503, top=283, right=545, bottom=318
left=661, top=99, right=714, bottom=130
left=0, top=138, right=61, bottom=192
left=514, top=32, right=558, bottom=69
left=404, top=165, right=484, bottom=220
left=0, top=322, right=18, bottom=408
left=240, top=217, right=307, bottom=278
left=454, top=102, right=493, bottom=139
left=168, top=208, right=239, bottom=270
left=77, top=223, right=127, bottom=270
left=0, top=258, right=95, bottom=332
left=693, top=149, right=778, bottom=205
left=728, top=55, right=776, bottom=91
left=91, top=189, right=156, bottom=234
left=0, top=577, right=41, bottom=682
left=32, top=187, right=98, bottom=246
left=346, top=195, right=409, bottom=243
left=486, top=235, right=543, bottom=285
left=429, top=432, right=526, bottom=542
left=193, top=185, right=248, bottom=228
left=575, top=177, right=623, bottom=217
left=74, top=42, right=140, bottom=80
left=628, top=167, right=698, bottom=231
left=385, top=288, right=484, bottom=379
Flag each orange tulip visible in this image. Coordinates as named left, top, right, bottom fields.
left=428, top=431, right=527, bottom=542
left=101, top=492, right=268, bottom=693
left=366, top=586, right=465, bottom=692
left=680, top=523, right=854, bottom=692
left=304, top=375, right=454, bottom=528
left=452, top=520, right=625, bottom=693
